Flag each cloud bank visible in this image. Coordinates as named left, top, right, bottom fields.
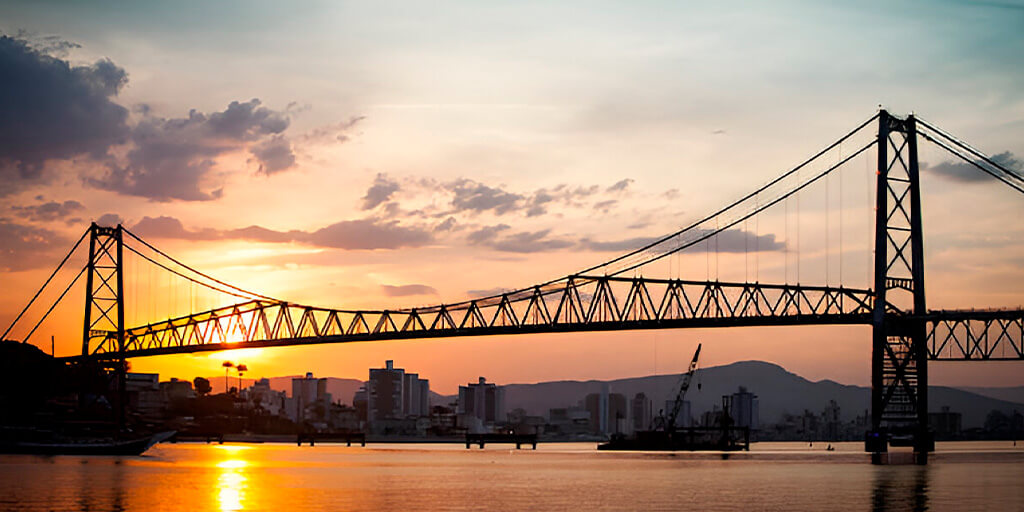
left=0, top=34, right=301, bottom=201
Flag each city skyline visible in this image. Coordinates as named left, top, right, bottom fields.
left=2, top=1, right=1024, bottom=393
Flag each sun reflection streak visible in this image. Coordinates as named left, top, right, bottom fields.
left=214, top=447, right=250, bottom=511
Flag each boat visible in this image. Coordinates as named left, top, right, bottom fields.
left=0, top=430, right=175, bottom=456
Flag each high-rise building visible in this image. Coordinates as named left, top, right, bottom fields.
left=367, top=360, right=430, bottom=423
left=246, top=378, right=287, bottom=417
left=368, top=360, right=404, bottom=422
left=729, top=386, right=759, bottom=430
left=403, top=372, right=430, bottom=417
left=353, top=386, right=368, bottom=424
left=631, top=392, right=652, bottom=431
left=458, top=377, right=505, bottom=426
left=586, top=387, right=627, bottom=435
left=291, top=372, right=332, bottom=423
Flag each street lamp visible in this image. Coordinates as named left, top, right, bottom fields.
left=222, top=361, right=234, bottom=394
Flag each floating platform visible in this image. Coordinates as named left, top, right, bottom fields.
left=465, top=433, right=538, bottom=449
left=597, top=427, right=750, bottom=451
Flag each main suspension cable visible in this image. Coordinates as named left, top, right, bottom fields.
left=122, top=228, right=281, bottom=303
left=917, top=117, right=1024, bottom=185
left=917, top=129, right=1024, bottom=195
left=123, top=244, right=261, bottom=303
left=22, top=265, right=88, bottom=344
left=608, top=139, right=877, bottom=277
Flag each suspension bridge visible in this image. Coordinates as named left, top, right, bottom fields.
left=4, top=109, right=1024, bottom=463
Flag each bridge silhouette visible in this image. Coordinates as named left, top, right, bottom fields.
left=5, top=109, right=1024, bottom=463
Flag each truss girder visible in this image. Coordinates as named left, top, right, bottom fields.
left=926, top=310, right=1024, bottom=360
left=79, top=278, right=876, bottom=358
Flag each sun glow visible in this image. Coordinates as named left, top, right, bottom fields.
left=214, top=446, right=251, bottom=511
left=207, top=348, right=265, bottom=360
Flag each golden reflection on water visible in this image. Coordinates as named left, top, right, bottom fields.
left=212, top=445, right=250, bottom=511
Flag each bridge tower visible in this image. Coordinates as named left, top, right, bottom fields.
left=82, top=222, right=127, bottom=427
left=868, top=110, right=931, bottom=463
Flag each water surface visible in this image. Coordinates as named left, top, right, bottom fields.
left=1, top=441, right=1022, bottom=511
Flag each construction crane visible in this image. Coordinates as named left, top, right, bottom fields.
left=655, top=343, right=702, bottom=431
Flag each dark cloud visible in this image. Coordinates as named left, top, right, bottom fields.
left=683, top=229, right=785, bottom=253
left=525, top=190, right=553, bottom=217
left=127, top=215, right=433, bottom=251
left=0, top=219, right=71, bottom=271
left=381, top=284, right=438, bottom=297
left=434, top=217, right=458, bottom=232
left=205, top=99, right=288, bottom=139
left=11, top=200, right=84, bottom=222
left=96, top=213, right=124, bottom=226
left=361, top=173, right=400, bottom=210
left=606, top=178, right=633, bottom=193
left=466, top=287, right=513, bottom=297
left=433, top=179, right=603, bottom=218
left=131, top=216, right=220, bottom=240
left=469, top=228, right=574, bottom=253
left=466, top=224, right=510, bottom=244
left=0, top=35, right=129, bottom=194
left=580, top=236, right=659, bottom=252
left=522, top=185, right=599, bottom=217
left=301, top=116, right=366, bottom=144
left=582, top=229, right=785, bottom=253
left=305, top=219, right=433, bottom=250
left=225, top=225, right=305, bottom=244
left=449, top=179, right=524, bottom=215
left=14, top=31, right=81, bottom=58
left=250, top=135, right=295, bottom=175
left=927, top=151, right=1021, bottom=183
left=593, top=199, right=617, bottom=213
left=91, top=98, right=291, bottom=201
left=489, top=229, right=574, bottom=253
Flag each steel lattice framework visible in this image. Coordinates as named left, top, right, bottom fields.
left=82, top=277, right=877, bottom=358
left=5, top=108, right=1021, bottom=464
left=869, top=111, right=931, bottom=459
left=926, top=310, right=1024, bottom=360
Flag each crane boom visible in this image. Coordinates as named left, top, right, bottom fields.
left=664, top=343, right=701, bottom=431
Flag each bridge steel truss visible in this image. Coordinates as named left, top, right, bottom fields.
left=45, top=110, right=1024, bottom=465
left=926, top=310, right=1024, bottom=360
left=80, top=275, right=878, bottom=358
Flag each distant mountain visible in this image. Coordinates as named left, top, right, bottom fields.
left=439, top=361, right=1024, bottom=429
left=960, top=386, right=1024, bottom=406
left=198, top=361, right=1023, bottom=427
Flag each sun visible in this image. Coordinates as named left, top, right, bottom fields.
left=206, top=348, right=266, bottom=362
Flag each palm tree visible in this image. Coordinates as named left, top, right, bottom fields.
left=236, top=363, right=248, bottom=393
left=222, top=361, right=234, bottom=394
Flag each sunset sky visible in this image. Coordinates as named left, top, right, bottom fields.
left=2, top=1, right=1024, bottom=394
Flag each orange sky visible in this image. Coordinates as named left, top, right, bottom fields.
left=2, top=2, right=1024, bottom=393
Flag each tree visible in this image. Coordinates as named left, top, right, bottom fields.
left=194, top=376, right=212, bottom=396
